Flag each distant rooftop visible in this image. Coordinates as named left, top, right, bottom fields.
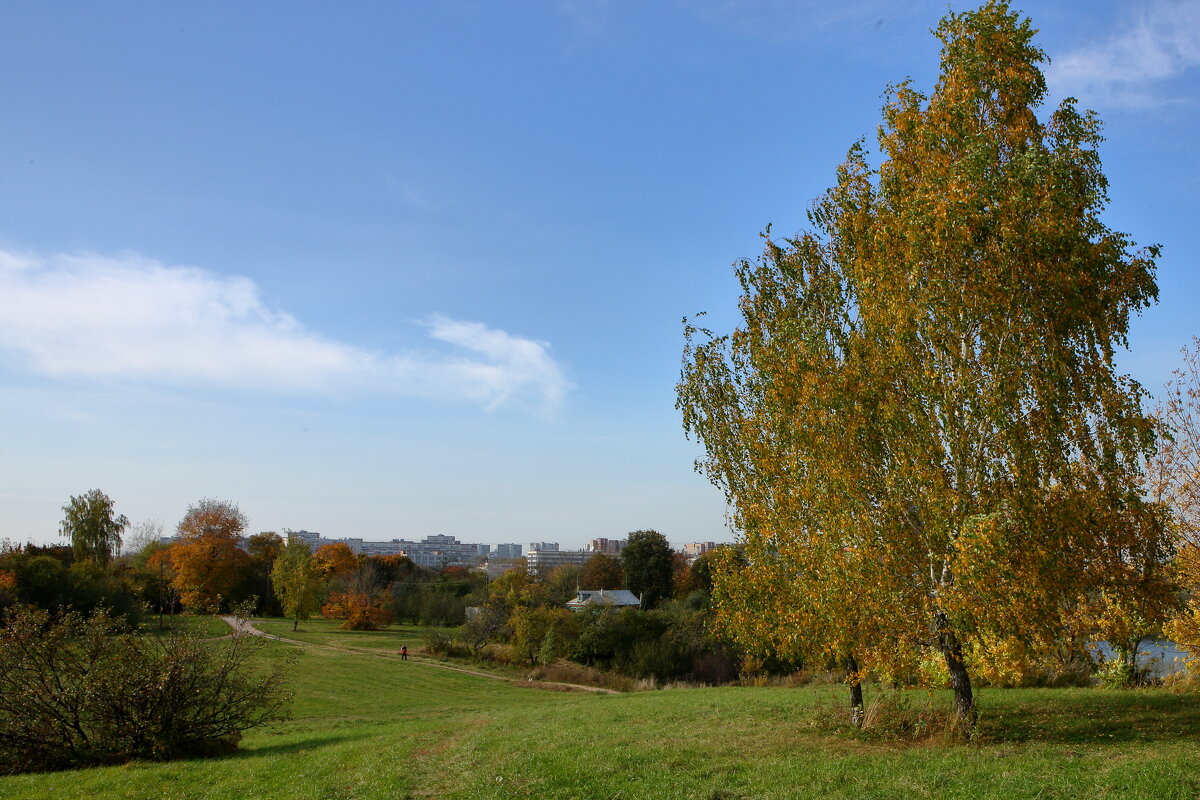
left=566, top=589, right=641, bottom=609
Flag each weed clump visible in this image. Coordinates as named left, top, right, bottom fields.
left=525, top=661, right=639, bottom=692
left=809, top=688, right=968, bottom=742
left=1161, top=669, right=1200, bottom=693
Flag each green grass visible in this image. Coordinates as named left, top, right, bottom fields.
left=140, top=613, right=232, bottom=638
left=254, top=616, right=434, bottom=652
left=252, top=617, right=516, bottom=678
left=3, top=623, right=1198, bottom=799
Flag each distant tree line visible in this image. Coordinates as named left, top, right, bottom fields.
left=0, top=494, right=501, bottom=633
left=423, top=530, right=748, bottom=685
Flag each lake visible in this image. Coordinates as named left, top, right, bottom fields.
left=1093, top=639, right=1189, bottom=678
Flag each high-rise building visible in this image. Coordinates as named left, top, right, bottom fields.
left=526, top=546, right=590, bottom=574
left=283, top=531, right=492, bottom=568
left=289, top=530, right=322, bottom=546
left=683, top=542, right=720, bottom=561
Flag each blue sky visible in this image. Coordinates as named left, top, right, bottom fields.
left=2, top=0, right=1198, bottom=549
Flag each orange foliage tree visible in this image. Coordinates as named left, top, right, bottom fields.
left=171, top=499, right=250, bottom=610
left=679, top=1, right=1167, bottom=732
left=317, top=553, right=392, bottom=631
left=312, top=542, right=359, bottom=581
left=321, top=591, right=393, bottom=630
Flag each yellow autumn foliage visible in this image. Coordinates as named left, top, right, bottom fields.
left=680, top=0, right=1170, bottom=728
left=1165, top=545, right=1200, bottom=674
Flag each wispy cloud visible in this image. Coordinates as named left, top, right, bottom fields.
left=0, top=249, right=570, bottom=415
left=1049, top=0, right=1200, bottom=109
left=421, top=316, right=570, bottom=412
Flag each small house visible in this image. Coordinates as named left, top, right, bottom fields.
left=566, top=589, right=642, bottom=610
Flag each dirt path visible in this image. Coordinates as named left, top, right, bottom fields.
left=218, top=616, right=620, bottom=694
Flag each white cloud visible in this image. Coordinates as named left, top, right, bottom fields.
left=420, top=316, right=570, bottom=412
left=0, top=249, right=570, bottom=414
left=1049, top=0, right=1200, bottom=108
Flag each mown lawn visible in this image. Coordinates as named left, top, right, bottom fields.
left=253, top=617, right=518, bottom=679
left=2, top=621, right=1198, bottom=800
left=255, top=617, right=440, bottom=653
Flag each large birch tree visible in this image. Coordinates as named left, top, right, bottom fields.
left=679, top=0, right=1165, bottom=732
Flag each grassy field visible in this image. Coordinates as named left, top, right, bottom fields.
left=2, top=618, right=1198, bottom=799
left=252, top=618, right=517, bottom=679
left=140, top=613, right=232, bottom=638
left=255, top=617, right=438, bottom=653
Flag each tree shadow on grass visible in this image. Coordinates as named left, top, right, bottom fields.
left=981, top=691, right=1200, bottom=745
left=235, top=733, right=359, bottom=758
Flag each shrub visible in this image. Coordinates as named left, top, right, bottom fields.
left=463, top=600, right=508, bottom=654
left=0, top=606, right=292, bottom=774
left=1098, top=654, right=1139, bottom=689
left=422, top=627, right=453, bottom=654
left=510, top=606, right=579, bottom=666
left=571, top=605, right=739, bottom=683
left=617, top=636, right=690, bottom=680
left=421, top=627, right=470, bottom=659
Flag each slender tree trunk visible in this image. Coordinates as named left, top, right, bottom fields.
left=158, top=563, right=166, bottom=630
left=940, top=633, right=976, bottom=737
left=847, top=654, right=864, bottom=727
left=1126, top=638, right=1145, bottom=685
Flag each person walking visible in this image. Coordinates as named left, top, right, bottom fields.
left=401, top=645, right=408, bottom=661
